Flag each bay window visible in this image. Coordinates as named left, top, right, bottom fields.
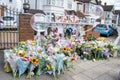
left=46, top=0, right=51, bottom=5
left=77, top=3, right=82, bottom=11
left=68, top=0, right=72, bottom=9
left=46, top=0, right=64, bottom=7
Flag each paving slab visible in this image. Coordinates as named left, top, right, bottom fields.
left=82, top=69, right=102, bottom=79
left=72, top=73, right=92, bottom=80
left=95, top=74, right=117, bottom=80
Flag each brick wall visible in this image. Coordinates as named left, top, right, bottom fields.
left=19, top=14, right=34, bottom=41
left=0, top=6, right=4, bottom=16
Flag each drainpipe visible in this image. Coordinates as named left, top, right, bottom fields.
left=35, top=0, right=37, bottom=9
left=114, top=14, right=120, bottom=45
left=116, top=14, right=119, bottom=27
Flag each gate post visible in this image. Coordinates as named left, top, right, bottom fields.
left=19, top=13, right=34, bottom=41
left=0, top=5, right=5, bottom=16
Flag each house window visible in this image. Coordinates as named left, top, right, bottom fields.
left=68, top=0, right=72, bottom=9
left=77, top=3, right=82, bottom=11
left=52, top=0, right=55, bottom=5
left=85, top=3, right=89, bottom=14
left=9, top=0, right=12, bottom=2
left=46, top=0, right=51, bottom=5
left=46, top=0, right=64, bottom=7
left=56, top=0, right=64, bottom=7
left=107, top=14, right=110, bottom=18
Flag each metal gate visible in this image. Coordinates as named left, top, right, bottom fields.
left=0, top=5, right=20, bottom=49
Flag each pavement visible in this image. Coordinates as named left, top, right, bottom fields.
left=0, top=36, right=120, bottom=80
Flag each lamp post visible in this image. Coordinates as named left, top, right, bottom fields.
left=23, top=0, right=30, bottom=13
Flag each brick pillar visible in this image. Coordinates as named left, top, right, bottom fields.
left=19, top=14, right=34, bottom=41
left=0, top=6, right=5, bottom=16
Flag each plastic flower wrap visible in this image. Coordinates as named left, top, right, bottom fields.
left=26, top=63, right=36, bottom=79
left=48, top=56, right=57, bottom=80
left=8, top=54, right=19, bottom=78
left=27, top=55, right=40, bottom=79
left=56, top=53, right=65, bottom=75
left=36, top=57, right=46, bottom=79
left=63, top=56, right=74, bottom=69
left=4, top=49, right=14, bottom=62
left=17, top=57, right=30, bottom=77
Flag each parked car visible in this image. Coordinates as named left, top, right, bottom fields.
left=93, top=24, right=113, bottom=37
left=0, top=16, right=17, bottom=29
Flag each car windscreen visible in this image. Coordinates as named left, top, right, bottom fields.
left=96, top=24, right=106, bottom=28
left=3, top=16, right=14, bottom=21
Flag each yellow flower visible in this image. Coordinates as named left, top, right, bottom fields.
left=20, top=41, right=26, bottom=45
left=97, top=47, right=102, bottom=51
left=98, top=37, right=105, bottom=41
left=67, top=47, right=71, bottom=51
left=18, top=50, right=26, bottom=57
left=30, top=58, right=39, bottom=65
left=37, top=50, right=42, bottom=53
left=46, top=64, right=51, bottom=70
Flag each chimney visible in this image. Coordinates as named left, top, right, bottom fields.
left=104, top=2, right=107, bottom=6
left=98, top=0, right=102, bottom=5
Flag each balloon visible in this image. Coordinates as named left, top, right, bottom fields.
left=30, top=13, right=46, bottom=32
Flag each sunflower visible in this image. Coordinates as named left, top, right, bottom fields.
left=30, top=57, right=39, bottom=65
left=67, top=47, right=71, bottom=51
left=62, top=47, right=67, bottom=53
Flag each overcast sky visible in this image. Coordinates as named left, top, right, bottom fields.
left=101, top=0, right=120, bottom=10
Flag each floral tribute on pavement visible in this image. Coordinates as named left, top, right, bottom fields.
left=3, top=28, right=119, bottom=80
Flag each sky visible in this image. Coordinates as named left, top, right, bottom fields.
left=101, top=0, right=120, bottom=10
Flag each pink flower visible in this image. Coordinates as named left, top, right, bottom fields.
left=30, top=54, right=33, bottom=57
left=21, top=57, right=30, bottom=61
left=67, top=43, right=72, bottom=48
left=47, top=50, right=54, bottom=56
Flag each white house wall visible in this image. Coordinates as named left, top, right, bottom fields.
left=43, top=5, right=64, bottom=14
